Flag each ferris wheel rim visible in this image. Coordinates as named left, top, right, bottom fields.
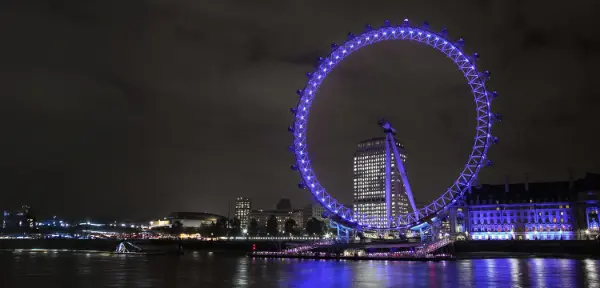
left=290, top=20, right=496, bottom=230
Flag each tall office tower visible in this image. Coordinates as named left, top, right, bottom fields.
left=353, top=137, right=409, bottom=228
left=234, top=197, right=252, bottom=230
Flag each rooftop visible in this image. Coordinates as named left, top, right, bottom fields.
left=356, top=137, right=405, bottom=152
left=465, top=173, right=600, bottom=204
left=167, top=212, right=225, bottom=220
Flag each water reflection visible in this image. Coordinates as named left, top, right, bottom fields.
left=559, top=259, right=573, bottom=288
left=0, top=252, right=599, bottom=287
left=485, top=258, right=498, bottom=287
left=509, top=258, right=522, bottom=287
left=233, top=256, right=249, bottom=286
left=458, top=259, right=473, bottom=286
left=531, top=258, right=546, bottom=288
left=584, top=259, right=599, bottom=288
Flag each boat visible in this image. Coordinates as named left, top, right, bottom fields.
left=114, top=241, right=183, bottom=256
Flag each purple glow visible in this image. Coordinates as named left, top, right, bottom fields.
left=291, top=21, right=495, bottom=230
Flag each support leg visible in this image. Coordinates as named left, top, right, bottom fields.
left=384, top=135, right=392, bottom=228
left=387, top=133, right=419, bottom=219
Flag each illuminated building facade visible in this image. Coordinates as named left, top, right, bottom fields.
left=149, top=212, right=225, bottom=229
left=249, top=209, right=304, bottom=233
left=446, top=173, right=600, bottom=240
left=234, top=197, right=252, bottom=229
left=353, top=137, right=409, bottom=227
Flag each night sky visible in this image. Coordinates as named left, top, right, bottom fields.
left=1, top=1, right=599, bottom=220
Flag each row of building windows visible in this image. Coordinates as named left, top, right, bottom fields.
left=471, top=211, right=571, bottom=217
left=471, top=225, right=574, bottom=232
left=471, top=218, right=570, bottom=224
left=469, top=199, right=571, bottom=205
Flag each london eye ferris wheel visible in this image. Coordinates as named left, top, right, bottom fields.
left=288, top=19, right=500, bottom=231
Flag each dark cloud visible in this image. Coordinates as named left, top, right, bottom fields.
left=521, top=29, right=553, bottom=50
left=0, top=0, right=598, bottom=220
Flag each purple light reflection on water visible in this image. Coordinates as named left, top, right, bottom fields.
left=4, top=252, right=596, bottom=287
left=279, top=257, right=593, bottom=288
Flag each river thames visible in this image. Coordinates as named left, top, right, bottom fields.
left=0, top=251, right=598, bottom=287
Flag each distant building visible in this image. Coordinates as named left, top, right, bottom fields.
left=2, top=205, right=34, bottom=230
left=234, top=197, right=252, bottom=229
left=445, top=173, right=600, bottom=240
left=353, top=137, right=410, bottom=227
left=301, top=203, right=328, bottom=228
left=311, top=203, right=327, bottom=221
left=149, top=212, right=225, bottom=229
left=37, top=216, right=69, bottom=228
left=249, top=209, right=304, bottom=233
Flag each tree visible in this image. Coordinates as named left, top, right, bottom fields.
left=266, top=215, right=278, bottom=236
left=209, top=221, right=218, bottom=236
left=284, top=219, right=296, bottom=235
left=171, top=220, right=183, bottom=237
left=208, top=218, right=229, bottom=237
left=307, top=217, right=323, bottom=236
left=248, top=219, right=259, bottom=236
left=306, top=218, right=314, bottom=235
left=229, top=217, right=242, bottom=236
left=218, top=218, right=228, bottom=229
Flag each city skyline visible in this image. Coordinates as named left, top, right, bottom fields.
left=6, top=171, right=599, bottom=223
left=1, top=1, right=599, bottom=219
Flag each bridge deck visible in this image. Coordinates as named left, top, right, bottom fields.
left=363, top=243, right=423, bottom=249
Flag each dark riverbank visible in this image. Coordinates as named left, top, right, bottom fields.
left=1, top=239, right=599, bottom=258
left=0, top=239, right=264, bottom=252
left=454, top=240, right=600, bottom=258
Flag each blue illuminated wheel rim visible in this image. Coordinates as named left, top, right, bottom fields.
left=289, top=20, right=498, bottom=230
